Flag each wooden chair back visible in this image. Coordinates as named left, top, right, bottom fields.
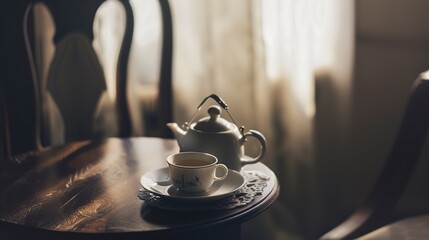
left=25, top=0, right=133, bottom=147
left=1, top=0, right=173, bottom=157
left=321, top=72, right=429, bottom=239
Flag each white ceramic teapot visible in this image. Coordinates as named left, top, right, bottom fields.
left=167, top=94, right=267, bottom=171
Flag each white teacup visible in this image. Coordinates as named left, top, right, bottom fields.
left=166, top=152, right=228, bottom=193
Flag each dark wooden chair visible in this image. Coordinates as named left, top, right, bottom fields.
left=140, top=0, right=174, bottom=139
left=1, top=0, right=173, bottom=158
left=321, top=71, right=429, bottom=239
left=0, top=80, right=8, bottom=161
left=25, top=0, right=135, bottom=147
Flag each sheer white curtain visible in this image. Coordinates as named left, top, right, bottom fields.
left=166, top=0, right=354, bottom=238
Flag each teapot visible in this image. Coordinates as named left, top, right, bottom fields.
left=167, top=94, right=267, bottom=171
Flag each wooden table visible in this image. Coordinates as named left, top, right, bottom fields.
left=0, top=137, right=279, bottom=240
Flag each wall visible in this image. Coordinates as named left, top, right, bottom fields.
left=317, top=0, right=429, bottom=235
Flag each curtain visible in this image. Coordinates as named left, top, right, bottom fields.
left=164, top=0, right=354, bottom=239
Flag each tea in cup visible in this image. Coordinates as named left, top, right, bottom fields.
left=166, top=152, right=228, bottom=193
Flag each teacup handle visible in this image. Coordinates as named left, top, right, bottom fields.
left=213, top=164, right=228, bottom=181
left=241, top=130, right=267, bottom=167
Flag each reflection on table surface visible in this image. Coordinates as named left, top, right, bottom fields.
left=0, top=137, right=279, bottom=239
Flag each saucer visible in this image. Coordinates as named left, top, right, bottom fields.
left=140, top=167, right=245, bottom=202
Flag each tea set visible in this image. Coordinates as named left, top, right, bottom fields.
left=140, top=94, right=267, bottom=201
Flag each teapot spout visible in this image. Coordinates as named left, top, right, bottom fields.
left=166, top=123, right=187, bottom=142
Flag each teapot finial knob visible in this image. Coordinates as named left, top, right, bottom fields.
left=208, top=105, right=222, bottom=120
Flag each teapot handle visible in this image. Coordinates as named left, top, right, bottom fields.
left=241, top=130, right=267, bottom=167
left=197, top=94, right=229, bottom=110
left=189, top=94, right=245, bottom=136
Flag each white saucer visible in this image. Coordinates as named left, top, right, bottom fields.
left=140, top=167, right=245, bottom=202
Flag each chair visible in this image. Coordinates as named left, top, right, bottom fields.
left=25, top=0, right=135, bottom=148
left=321, top=71, right=429, bottom=239
left=357, top=214, right=429, bottom=239
left=1, top=0, right=173, bottom=156
left=140, top=0, right=174, bottom=139
left=0, top=80, right=8, bottom=161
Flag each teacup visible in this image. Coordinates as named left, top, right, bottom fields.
left=166, top=152, right=228, bottom=193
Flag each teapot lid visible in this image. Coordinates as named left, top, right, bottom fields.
left=193, top=105, right=233, bottom=132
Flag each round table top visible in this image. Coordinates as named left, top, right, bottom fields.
left=0, top=137, right=279, bottom=239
